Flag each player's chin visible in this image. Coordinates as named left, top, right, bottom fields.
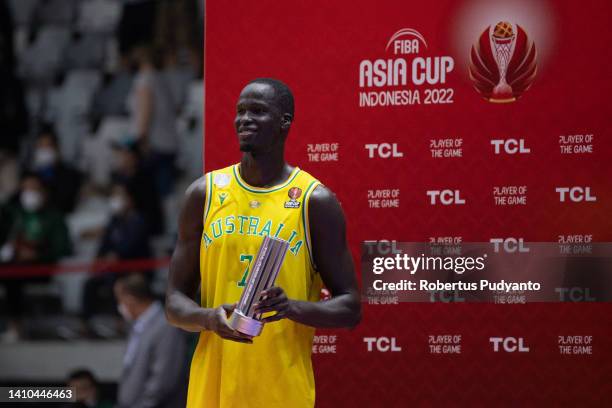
left=239, top=143, right=255, bottom=152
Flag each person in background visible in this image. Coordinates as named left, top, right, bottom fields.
left=30, top=125, right=83, bottom=213
left=114, top=274, right=188, bottom=408
left=82, top=182, right=152, bottom=322
left=65, top=369, right=113, bottom=408
left=126, top=45, right=179, bottom=198
left=111, top=141, right=164, bottom=235
left=0, top=172, right=72, bottom=341
left=118, top=0, right=158, bottom=56
left=0, top=1, right=28, bottom=203
left=98, top=182, right=152, bottom=261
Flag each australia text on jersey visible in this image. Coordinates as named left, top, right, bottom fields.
left=202, top=215, right=304, bottom=256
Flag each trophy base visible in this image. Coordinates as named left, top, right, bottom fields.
left=488, top=97, right=516, bottom=103
left=228, top=310, right=263, bottom=337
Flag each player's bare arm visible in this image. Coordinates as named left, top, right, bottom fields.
left=165, top=177, right=252, bottom=343
left=254, top=184, right=361, bottom=328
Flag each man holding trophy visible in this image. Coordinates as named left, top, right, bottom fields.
left=166, top=78, right=361, bottom=407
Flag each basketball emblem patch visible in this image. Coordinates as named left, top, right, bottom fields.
left=284, top=187, right=302, bottom=208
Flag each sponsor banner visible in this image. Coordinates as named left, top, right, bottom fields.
left=205, top=0, right=612, bottom=405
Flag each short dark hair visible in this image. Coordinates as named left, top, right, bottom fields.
left=68, top=369, right=98, bottom=386
left=37, top=123, right=59, bottom=146
left=248, top=78, right=295, bottom=119
left=20, top=170, right=45, bottom=188
left=116, top=273, right=154, bottom=301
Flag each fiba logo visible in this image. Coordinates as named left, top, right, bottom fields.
left=469, top=21, right=537, bottom=103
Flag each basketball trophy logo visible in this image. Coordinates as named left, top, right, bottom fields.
left=229, top=235, right=289, bottom=336
left=469, top=21, right=537, bottom=103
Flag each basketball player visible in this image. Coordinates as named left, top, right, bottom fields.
left=166, top=78, right=361, bottom=407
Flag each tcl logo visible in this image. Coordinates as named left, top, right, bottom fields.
left=427, top=190, right=465, bottom=205
left=364, top=143, right=403, bottom=158
left=491, top=139, right=530, bottom=154
left=490, top=238, right=530, bottom=253
left=556, top=187, right=596, bottom=202
left=363, top=240, right=402, bottom=255
left=428, top=290, right=465, bottom=303
left=490, top=337, right=530, bottom=352
left=363, top=337, right=402, bottom=352
left=555, top=287, right=596, bottom=302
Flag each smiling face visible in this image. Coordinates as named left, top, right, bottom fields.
left=234, top=82, right=288, bottom=153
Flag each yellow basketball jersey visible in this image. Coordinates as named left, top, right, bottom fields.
left=187, top=163, right=322, bottom=408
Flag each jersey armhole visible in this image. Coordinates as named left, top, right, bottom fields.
left=202, top=171, right=214, bottom=226
left=302, top=180, right=321, bottom=271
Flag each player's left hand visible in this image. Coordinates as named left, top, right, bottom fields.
left=254, top=286, right=294, bottom=322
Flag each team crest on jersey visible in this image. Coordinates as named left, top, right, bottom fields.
left=284, top=187, right=302, bottom=209
left=219, top=192, right=228, bottom=205
left=214, top=173, right=231, bottom=188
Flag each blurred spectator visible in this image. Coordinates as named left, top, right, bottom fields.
left=118, top=0, right=158, bottom=55
left=0, top=150, right=20, bottom=203
left=30, top=125, right=83, bottom=213
left=1, top=172, right=72, bottom=263
left=98, top=182, right=152, bottom=260
left=127, top=45, right=179, bottom=198
left=65, top=369, right=113, bottom=408
left=0, top=1, right=28, bottom=202
left=0, top=202, right=13, bottom=245
left=114, top=274, right=188, bottom=408
left=111, top=141, right=164, bottom=235
left=0, top=70, right=27, bottom=155
left=0, top=1, right=16, bottom=69
left=82, top=182, right=152, bottom=321
left=154, top=0, right=202, bottom=72
left=0, top=172, right=72, bottom=341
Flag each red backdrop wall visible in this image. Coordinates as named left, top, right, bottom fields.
left=204, top=0, right=611, bottom=405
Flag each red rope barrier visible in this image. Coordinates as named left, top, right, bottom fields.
left=0, top=257, right=171, bottom=278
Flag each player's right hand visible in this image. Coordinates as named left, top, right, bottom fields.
left=209, top=304, right=253, bottom=344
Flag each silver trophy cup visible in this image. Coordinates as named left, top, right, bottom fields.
left=229, top=235, right=289, bottom=336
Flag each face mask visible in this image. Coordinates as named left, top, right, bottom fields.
left=20, top=190, right=44, bottom=212
left=118, top=303, right=133, bottom=322
left=109, top=196, right=126, bottom=214
left=33, top=147, right=57, bottom=168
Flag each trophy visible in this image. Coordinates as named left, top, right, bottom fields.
left=490, top=21, right=517, bottom=101
left=229, top=235, right=289, bottom=336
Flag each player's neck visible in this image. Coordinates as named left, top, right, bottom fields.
left=239, top=152, right=292, bottom=188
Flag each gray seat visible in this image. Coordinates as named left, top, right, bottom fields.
left=36, top=0, right=76, bottom=25
left=18, top=26, right=70, bottom=85
left=162, top=66, right=196, bottom=110
left=8, top=0, right=39, bottom=26
left=77, top=0, right=123, bottom=34
left=176, top=81, right=203, bottom=179
left=64, top=33, right=107, bottom=70
left=45, top=70, right=102, bottom=161
left=79, top=116, right=130, bottom=186
left=91, top=70, right=134, bottom=118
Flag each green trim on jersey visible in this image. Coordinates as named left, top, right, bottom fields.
left=203, top=172, right=213, bottom=224
left=233, top=164, right=301, bottom=194
left=302, top=180, right=320, bottom=269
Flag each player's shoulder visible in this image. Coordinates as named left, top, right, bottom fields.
left=305, top=182, right=346, bottom=237
left=308, top=183, right=344, bottom=218
left=293, top=167, right=337, bottom=206
left=183, top=175, right=207, bottom=206
left=309, top=183, right=334, bottom=202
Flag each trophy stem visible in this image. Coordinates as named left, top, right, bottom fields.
left=229, top=236, right=290, bottom=336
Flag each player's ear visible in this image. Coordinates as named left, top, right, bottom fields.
left=280, top=113, right=293, bottom=131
